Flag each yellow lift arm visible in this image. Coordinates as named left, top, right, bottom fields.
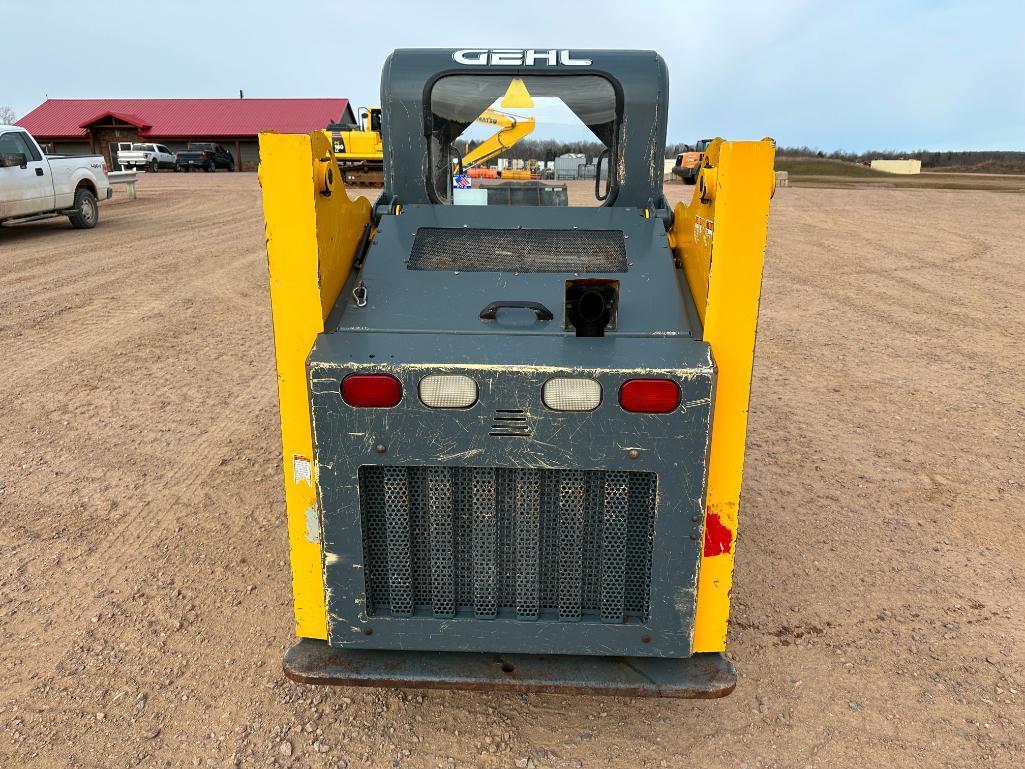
left=461, top=108, right=535, bottom=170
left=258, top=130, right=372, bottom=639
left=668, top=137, right=776, bottom=652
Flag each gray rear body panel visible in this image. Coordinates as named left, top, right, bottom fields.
left=308, top=48, right=716, bottom=660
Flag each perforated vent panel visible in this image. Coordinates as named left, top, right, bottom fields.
left=358, top=466, right=656, bottom=623
left=406, top=228, right=629, bottom=273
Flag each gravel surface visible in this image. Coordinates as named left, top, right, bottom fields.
left=1, top=173, right=1022, bottom=768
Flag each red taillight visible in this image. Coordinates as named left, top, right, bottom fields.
left=619, top=379, right=680, bottom=413
left=201, top=151, right=208, bottom=158
left=341, top=374, right=402, bottom=407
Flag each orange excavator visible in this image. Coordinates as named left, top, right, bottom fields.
left=673, top=139, right=712, bottom=184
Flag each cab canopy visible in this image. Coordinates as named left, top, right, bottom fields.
left=380, top=48, right=670, bottom=208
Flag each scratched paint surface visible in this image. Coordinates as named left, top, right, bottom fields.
left=309, top=332, right=715, bottom=657
left=260, top=130, right=372, bottom=639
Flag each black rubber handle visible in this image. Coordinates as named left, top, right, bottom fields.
left=479, top=300, right=554, bottom=322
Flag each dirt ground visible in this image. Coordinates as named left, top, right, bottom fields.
left=2, top=173, right=1023, bottom=769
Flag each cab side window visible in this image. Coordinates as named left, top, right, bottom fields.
left=0, top=132, right=37, bottom=161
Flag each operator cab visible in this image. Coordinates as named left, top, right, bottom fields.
left=338, top=49, right=694, bottom=341
left=379, top=48, right=669, bottom=213
left=360, top=107, right=382, bottom=133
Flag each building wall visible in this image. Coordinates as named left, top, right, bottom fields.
left=870, top=159, right=922, bottom=175
left=49, top=141, right=93, bottom=155
left=89, top=127, right=141, bottom=169
left=239, top=141, right=259, bottom=171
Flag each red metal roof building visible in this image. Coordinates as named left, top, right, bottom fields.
left=17, top=98, right=354, bottom=171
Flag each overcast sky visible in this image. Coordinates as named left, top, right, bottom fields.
left=5, top=0, right=1023, bottom=152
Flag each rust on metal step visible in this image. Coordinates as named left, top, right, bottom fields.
left=283, top=639, right=736, bottom=698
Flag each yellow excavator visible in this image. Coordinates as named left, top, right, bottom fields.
left=461, top=108, right=535, bottom=173
left=328, top=107, right=383, bottom=187
left=332, top=82, right=536, bottom=188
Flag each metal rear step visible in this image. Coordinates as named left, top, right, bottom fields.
left=283, top=639, right=736, bottom=698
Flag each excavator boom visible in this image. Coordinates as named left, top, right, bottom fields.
left=461, top=108, right=535, bottom=170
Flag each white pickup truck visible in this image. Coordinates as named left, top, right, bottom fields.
left=117, top=142, right=176, bottom=172
left=0, top=126, right=112, bottom=229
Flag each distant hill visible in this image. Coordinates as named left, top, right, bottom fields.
left=769, top=155, right=1025, bottom=191
left=774, top=158, right=891, bottom=177
left=776, top=147, right=1025, bottom=175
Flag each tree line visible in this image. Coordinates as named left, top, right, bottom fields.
left=772, top=146, right=1025, bottom=173
left=664, top=139, right=1025, bottom=174
left=466, top=135, right=1025, bottom=174
left=460, top=138, right=607, bottom=163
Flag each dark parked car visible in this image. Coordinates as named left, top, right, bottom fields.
left=175, top=143, right=235, bottom=172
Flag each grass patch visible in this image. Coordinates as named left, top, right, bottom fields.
left=775, top=156, right=1025, bottom=192
left=775, top=157, right=891, bottom=178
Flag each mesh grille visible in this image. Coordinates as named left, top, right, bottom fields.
left=358, top=466, right=657, bottom=623
left=407, top=228, right=628, bottom=273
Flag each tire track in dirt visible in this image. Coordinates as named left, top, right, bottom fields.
left=780, top=264, right=1023, bottom=381
left=0, top=250, right=263, bottom=386
left=770, top=206, right=1025, bottom=348
left=75, top=366, right=276, bottom=605
left=0, top=367, right=276, bottom=699
left=0, top=206, right=258, bottom=311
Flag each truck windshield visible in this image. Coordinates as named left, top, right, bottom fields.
left=428, top=74, right=617, bottom=207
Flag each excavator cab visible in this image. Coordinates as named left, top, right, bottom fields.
left=361, top=107, right=382, bottom=133
left=261, top=49, right=775, bottom=697
left=328, top=107, right=384, bottom=187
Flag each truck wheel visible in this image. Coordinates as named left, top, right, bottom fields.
left=204, top=162, right=214, bottom=172
left=68, top=188, right=99, bottom=229
left=149, top=159, right=159, bottom=172
left=227, top=161, right=235, bottom=172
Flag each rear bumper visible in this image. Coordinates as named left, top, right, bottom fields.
left=283, top=638, right=736, bottom=698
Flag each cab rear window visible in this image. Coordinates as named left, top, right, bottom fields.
left=427, top=74, right=617, bottom=208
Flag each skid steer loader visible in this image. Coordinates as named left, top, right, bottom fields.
left=259, top=48, right=774, bottom=697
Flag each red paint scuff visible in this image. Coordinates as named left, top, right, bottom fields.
left=703, top=512, right=733, bottom=557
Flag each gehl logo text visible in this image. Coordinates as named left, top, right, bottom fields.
left=453, top=49, right=592, bottom=66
